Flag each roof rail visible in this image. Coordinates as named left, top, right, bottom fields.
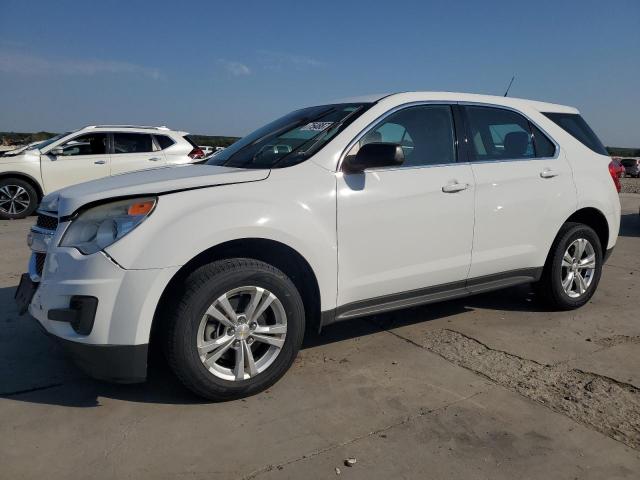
left=84, top=125, right=171, bottom=131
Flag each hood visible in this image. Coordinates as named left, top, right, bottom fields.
left=41, top=164, right=270, bottom=216
left=0, top=151, right=31, bottom=163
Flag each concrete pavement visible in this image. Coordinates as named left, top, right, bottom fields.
left=1, top=195, right=639, bottom=479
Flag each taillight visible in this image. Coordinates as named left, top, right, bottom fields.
left=608, top=161, right=621, bottom=192
left=188, top=147, right=205, bottom=160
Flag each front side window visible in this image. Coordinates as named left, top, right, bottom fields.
left=465, top=106, right=535, bottom=161
left=208, top=103, right=372, bottom=169
left=58, top=133, right=107, bottom=156
left=113, top=133, right=154, bottom=154
left=351, top=105, right=456, bottom=167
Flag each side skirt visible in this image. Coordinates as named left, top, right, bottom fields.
left=321, top=267, right=542, bottom=327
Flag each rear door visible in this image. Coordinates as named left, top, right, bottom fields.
left=110, top=132, right=166, bottom=175
left=40, top=132, right=110, bottom=192
left=462, top=105, right=576, bottom=279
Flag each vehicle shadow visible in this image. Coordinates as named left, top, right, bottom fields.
left=619, top=213, right=640, bottom=238
left=0, top=282, right=543, bottom=408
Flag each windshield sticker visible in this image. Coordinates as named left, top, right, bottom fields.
left=300, top=121, right=334, bottom=132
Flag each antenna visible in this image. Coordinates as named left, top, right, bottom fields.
left=504, top=75, right=516, bottom=97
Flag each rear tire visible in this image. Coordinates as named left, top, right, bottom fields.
left=0, top=177, right=38, bottom=220
left=164, top=258, right=305, bottom=401
left=536, top=222, right=602, bottom=310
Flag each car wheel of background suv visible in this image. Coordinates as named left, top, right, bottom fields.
left=536, top=222, right=603, bottom=310
left=0, top=177, right=38, bottom=220
left=164, top=258, right=305, bottom=401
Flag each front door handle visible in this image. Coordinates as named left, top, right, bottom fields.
left=540, top=169, right=559, bottom=178
left=442, top=182, right=469, bottom=193
left=94, top=160, right=106, bottom=165
left=148, top=157, right=161, bottom=162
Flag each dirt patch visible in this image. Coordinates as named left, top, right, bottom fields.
left=593, top=335, right=640, bottom=348
left=421, top=329, right=640, bottom=449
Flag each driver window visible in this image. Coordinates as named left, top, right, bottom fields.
left=59, top=133, right=107, bottom=156
left=349, top=105, right=456, bottom=167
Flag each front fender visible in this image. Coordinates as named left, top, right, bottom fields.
left=104, top=162, right=338, bottom=311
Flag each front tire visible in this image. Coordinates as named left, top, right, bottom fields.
left=536, top=222, right=603, bottom=310
left=0, top=177, right=38, bottom=220
left=164, top=258, right=305, bottom=401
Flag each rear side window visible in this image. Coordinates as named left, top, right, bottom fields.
left=113, top=133, right=154, bottom=154
left=530, top=123, right=556, bottom=158
left=154, top=135, right=175, bottom=150
left=464, top=106, right=534, bottom=161
left=543, top=113, right=608, bottom=156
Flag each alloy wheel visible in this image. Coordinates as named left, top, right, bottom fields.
left=0, top=185, right=31, bottom=216
left=561, top=238, right=596, bottom=298
left=197, top=286, right=287, bottom=381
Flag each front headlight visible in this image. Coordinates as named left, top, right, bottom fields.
left=60, top=197, right=156, bottom=254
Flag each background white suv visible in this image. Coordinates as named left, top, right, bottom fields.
left=0, top=125, right=204, bottom=219
left=16, top=92, right=621, bottom=400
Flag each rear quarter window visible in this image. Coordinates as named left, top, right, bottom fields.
left=543, top=113, right=608, bottom=156
left=154, top=135, right=175, bottom=150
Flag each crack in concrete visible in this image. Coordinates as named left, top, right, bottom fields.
left=603, top=262, right=640, bottom=274
left=380, top=326, right=640, bottom=450
left=240, top=390, right=487, bottom=480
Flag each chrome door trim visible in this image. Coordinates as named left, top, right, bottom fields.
left=337, top=100, right=561, bottom=172
left=457, top=101, right=560, bottom=162
left=337, top=101, right=458, bottom=172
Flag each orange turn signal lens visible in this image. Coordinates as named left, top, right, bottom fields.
left=128, top=200, right=155, bottom=216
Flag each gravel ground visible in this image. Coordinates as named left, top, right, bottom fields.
left=620, top=177, right=640, bottom=194
left=421, top=329, right=640, bottom=449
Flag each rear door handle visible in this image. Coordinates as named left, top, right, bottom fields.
left=94, top=160, right=106, bottom=165
left=540, top=169, right=559, bottom=178
left=442, top=182, right=469, bottom=193
left=148, top=157, right=161, bottom=162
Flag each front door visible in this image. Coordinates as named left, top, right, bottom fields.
left=337, top=104, right=475, bottom=308
left=40, top=132, right=110, bottom=192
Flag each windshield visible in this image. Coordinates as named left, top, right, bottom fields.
left=207, top=103, right=372, bottom=169
left=27, top=132, right=70, bottom=151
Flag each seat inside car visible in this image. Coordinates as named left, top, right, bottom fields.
left=503, top=131, right=529, bottom=158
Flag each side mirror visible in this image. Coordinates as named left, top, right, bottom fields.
left=50, top=147, right=64, bottom=156
left=342, top=142, right=404, bottom=173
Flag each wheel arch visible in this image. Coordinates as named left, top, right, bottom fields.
left=564, top=207, right=609, bottom=253
left=0, top=171, right=44, bottom=201
left=150, top=238, right=322, bottom=347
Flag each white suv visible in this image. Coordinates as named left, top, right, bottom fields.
left=16, top=92, right=621, bottom=400
left=0, top=125, right=204, bottom=220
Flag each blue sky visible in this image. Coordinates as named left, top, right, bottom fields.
left=0, top=0, right=638, bottom=147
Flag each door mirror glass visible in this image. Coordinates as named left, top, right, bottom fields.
left=342, top=142, right=404, bottom=173
left=50, top=147, right=64, bottom=156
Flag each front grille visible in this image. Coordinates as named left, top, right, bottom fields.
left=36, top=213, right=58, bottom=231
left=35, top=252, right=46, bottom=276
